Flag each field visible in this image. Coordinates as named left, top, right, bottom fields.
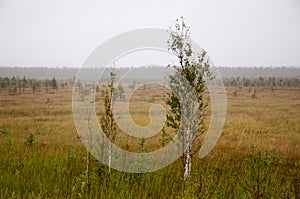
left=0, top=84, right=299, bottom=198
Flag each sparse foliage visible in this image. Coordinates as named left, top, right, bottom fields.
left=166, top=17, right=213, bottom=179
left=159, top=127, right=170, bottom=147
left=1, top=128, right=8, bottom=135
left=100, top=69, right=117, bottom=172
left=24, top=132, right=36, bottom=146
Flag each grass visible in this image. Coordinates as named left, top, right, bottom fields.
left=0, top=85, right=299, bottom=198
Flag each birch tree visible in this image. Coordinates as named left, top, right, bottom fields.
left=100, top=70, right=117, bottom=173
left=166, top=17, right=213, bottom=179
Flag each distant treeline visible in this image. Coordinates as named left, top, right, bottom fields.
left=0, top=76, right=71, bottom=95
left=218, top=66, right=300, bottom=78
left=1, top=75, right=299, bottom=96
left=0, top=66, right=299, bottom=94
left=223, top=76, right=300, bottom=87
left=0, top=66, right=299, bottom=80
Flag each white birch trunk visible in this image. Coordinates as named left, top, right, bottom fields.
left=108, top=141, right=111, bottom=173
left=86, top=151, right=90, bottom=186
left=108, top=89, right=113, bottom=173
left=183, top=145, right=192, bottom=179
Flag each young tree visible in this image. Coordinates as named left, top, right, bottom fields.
left=100, top=70, right=117, bottom=173
left=31, top=80, right=36, bottom=94
left=166, top=17, right=213, bottom=179
left=117, top=84, right=125, bottom=101
left=51, top=77, right=58, bottom=90
left=22, top=76, right=26, bottom=93
left=17, top=77, right=21, bottom=95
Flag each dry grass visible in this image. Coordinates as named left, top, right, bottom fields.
left=0, top=84, right=299, bottom=198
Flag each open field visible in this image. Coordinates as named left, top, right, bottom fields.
left=0, top=85, right=299, bottom=198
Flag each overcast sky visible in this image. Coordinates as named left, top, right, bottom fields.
left=0, top=0, right=299, bottom=67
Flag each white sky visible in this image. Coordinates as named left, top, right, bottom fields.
left=0, top=0, right=300, bottom=67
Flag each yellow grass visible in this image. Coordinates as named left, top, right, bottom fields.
left=0, top=84, right=299, bottom=198
left=0, top=85, right=299, bottom=157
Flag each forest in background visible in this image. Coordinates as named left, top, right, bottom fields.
left=1, top=66, right=299, bottom=96
left=0, top=66, right=299, bottom=80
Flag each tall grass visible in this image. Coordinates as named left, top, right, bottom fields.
left=0, top=86, right=299, bottom=198
left=0, top=144, right=298, bottom=198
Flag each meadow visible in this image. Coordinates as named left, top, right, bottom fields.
left=0, top=84, right=299, bottom=198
